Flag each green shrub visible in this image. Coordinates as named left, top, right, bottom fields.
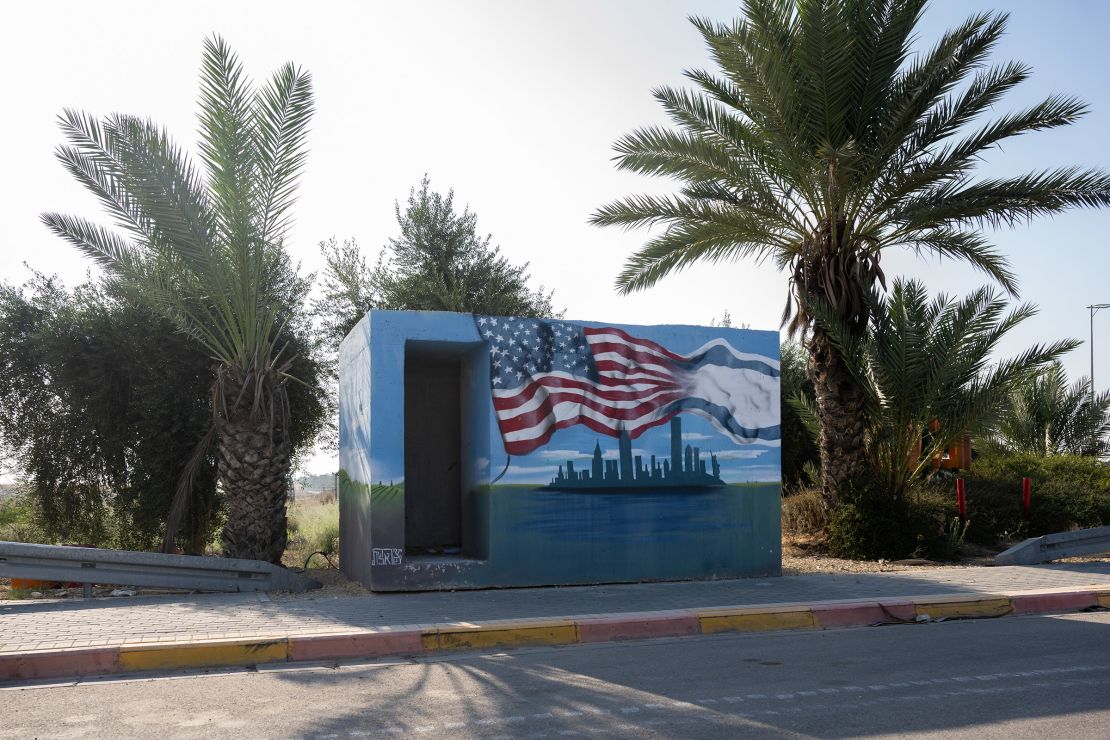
left=959, top=453, right=1110, bottom=545
left=828, top=477, right=912, bottom=560
left=826, top=476, right=962, bottom=561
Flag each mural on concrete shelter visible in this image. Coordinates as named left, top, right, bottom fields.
left=475, top=315, right=780, bottom=490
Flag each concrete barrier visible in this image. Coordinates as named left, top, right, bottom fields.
left=0, top=541, right=320, bottom=593
left=995, top=526, right=1110, bottom=566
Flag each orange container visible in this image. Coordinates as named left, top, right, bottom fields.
left=10, top=578, right=53, bottom=591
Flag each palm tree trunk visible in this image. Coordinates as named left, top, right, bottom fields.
left=218, top=412, right=291, bottom=563
left=809, top=330, right=870, bottom=509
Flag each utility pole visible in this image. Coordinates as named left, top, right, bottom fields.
left=1087, top=304, right=1110, bottom=401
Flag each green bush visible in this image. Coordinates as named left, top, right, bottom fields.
left=828, top=477, right=911, bottom=560
left=827, top=476, right=961, bottom=561
left=960, top=453, right=1110, bottom=545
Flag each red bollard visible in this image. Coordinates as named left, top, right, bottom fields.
left=1022, top=477, right=1031, bottom=520
left=957, top=479, right=967, bottom=523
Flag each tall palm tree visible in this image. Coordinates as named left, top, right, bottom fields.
left=994, top=363, right=1110, bottom=457
left=41, top=36, right=314, bottom=562
left=591, top=0, right=1110, bottom=507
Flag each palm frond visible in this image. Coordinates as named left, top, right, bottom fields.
left=197, top=34, right=258, bottom=251
left=254, top=61, right=314, bottom=244
left=105, top=113, right=214, bottom=265
left=614, top=219, right=782, bottom=294
left=894, top=167, right=1110, bottom=230
left=39, top=213, right=140, bottom=271
left=897, top=229, right=1017, bottom=295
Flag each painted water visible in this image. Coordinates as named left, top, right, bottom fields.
left=479, top=483, right=782, bottom=584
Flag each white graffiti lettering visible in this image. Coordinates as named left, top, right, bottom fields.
left=371, top=547, right=404, bottom=566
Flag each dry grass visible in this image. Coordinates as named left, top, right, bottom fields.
left=284, top=496, right=340, bottom=571
left=781, top=486, right=828, bottom=537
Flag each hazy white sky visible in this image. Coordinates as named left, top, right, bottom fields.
left=3, top=1, right=1110, bottom=474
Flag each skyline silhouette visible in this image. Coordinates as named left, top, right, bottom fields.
left=547, top=416, right=724, bottom=490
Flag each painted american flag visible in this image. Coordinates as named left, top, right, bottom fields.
left=476, top=316, right=781, bottom=456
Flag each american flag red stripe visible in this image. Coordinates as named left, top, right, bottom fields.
left=496, top=394, right=687, bottom=435
left=583, top=326, right=686, bottom=362
left=492, top=374, right=678, bottom=411
left=496, top=411, right=681, bottom=456
left=488, top=322, right=689, bottom=455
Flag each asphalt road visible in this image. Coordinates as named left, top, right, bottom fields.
left=4, top=611, right=1110, bottom=739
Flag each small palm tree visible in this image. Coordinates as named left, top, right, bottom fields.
left=41, top=37, right=314, bottom=562
left=805, top=279, right=1077, bottom=496
left=592, top=1, right=1110, bottom=506
left=994, top=363, right=1110, bottom=457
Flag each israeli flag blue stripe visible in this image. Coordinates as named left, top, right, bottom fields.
left=669, top=398, right=782, bottom=443
left=675, top=345, right=780, bottom=378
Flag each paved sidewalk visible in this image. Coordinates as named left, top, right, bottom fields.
left=4, top=562, right=1110, bottom=654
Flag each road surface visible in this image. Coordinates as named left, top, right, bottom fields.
left=4, top=611, right=1110, bottom=738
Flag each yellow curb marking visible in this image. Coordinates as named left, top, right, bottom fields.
left=424, top=623, right=578, bottom=651
left=118, top=640, right=289, bottom=672
left=1096, top=593, right=1110, bottom=609
left=698, top=610, right=818, bottom=634
left=913, top=598, right=1013, bottom=620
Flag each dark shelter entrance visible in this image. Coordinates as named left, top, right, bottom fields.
left=403, top=348, right=463, bottom=553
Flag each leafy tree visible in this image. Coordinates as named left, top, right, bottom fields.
left=40, top=37, right=320, bottom=562
left=312, top=179, right=561, bottom=349
left=311, top=237, right=386, bottom=346
left=992, top=363, right=1110, bottom=457
left=0, top=275, right=217, bottom=549
left=378, top=177, right=561, bottom=318
left=592, top=1, right=1110, bottom=507
left=808, top=279, right=1077, bottom=498
left=0, top=273, right=326, bottom=552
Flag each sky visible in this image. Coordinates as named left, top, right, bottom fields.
left=3, top=0, right=1110, bottom=476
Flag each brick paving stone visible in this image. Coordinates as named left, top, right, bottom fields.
left=2, top=563, right=1109, bottom=654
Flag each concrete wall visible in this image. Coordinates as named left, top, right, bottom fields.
left=339, top=310, right=782, bottom=591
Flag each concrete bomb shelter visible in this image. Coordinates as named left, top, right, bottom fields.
left=338, top=310, right=782, bottom=591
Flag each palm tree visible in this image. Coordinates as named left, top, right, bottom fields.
left=591, top=0, right=1110, bottom=507
left=41, top=36, right=314, bottom=562
left=805, top=279, right=1077, bottom=497
left=993, top=363, right=1110, bottom=457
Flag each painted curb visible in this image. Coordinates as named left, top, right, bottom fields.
left=3, top=586, right=1108, bottom=682
left=0, top=647, right=119, bottom=680
left=577, top=611, right=700, bottom=643
left=287, top=631, right=425, bottom=662
left=912, top=596, right=1014, bottom=620
left=1011, top=591, right=1097, bottom=615
left=810, top=600, right=916, bottom=628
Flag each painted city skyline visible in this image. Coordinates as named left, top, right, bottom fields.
left=548, top=416, right=724, bottom=490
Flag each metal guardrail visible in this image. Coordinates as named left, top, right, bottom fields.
left=994, top=525, right=1110, bottom=566
left=0, top=541, right=320, bottom=595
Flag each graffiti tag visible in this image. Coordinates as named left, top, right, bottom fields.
left=372, top=547, right=404, bottom=566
